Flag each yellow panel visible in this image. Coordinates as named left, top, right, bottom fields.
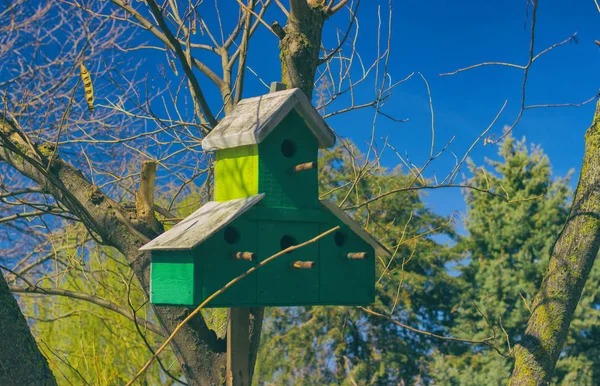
left=215, top=145, right=259, bottom=201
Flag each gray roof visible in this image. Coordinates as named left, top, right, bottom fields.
left=139, top=194, right=264, bottom=251
left=202, top=88, right=336, bottom=151
left=139, top=194, right=390, bottom=257
left=320, top=200, right=392, bottom=257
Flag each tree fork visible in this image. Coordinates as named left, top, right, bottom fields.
left=508, top=99, right=600, bottom=385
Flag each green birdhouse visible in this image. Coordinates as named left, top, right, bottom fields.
left=140, top=88, right=390, bottom=307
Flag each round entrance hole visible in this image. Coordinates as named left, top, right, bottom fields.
left=281, top=139, right=297, bottom=158
left=224, top=226, right=240, bottom=245
left=334, top=231, right=346, bottom=247
left=280, top=235, right=297, bottom=253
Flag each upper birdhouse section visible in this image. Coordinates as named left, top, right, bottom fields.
left=203, top=88, right=336, bottom=209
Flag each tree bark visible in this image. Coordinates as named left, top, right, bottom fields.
left=280, top=0, right=326, bottom=97
left=0, top=2, right=329, bottom=384
left=0, top=271, right=57, bottom=386
left=0, top=115, right=226, bottom=385
left=508, top=100, right=600, bottom=385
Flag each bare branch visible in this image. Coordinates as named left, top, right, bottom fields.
left=10, top=285, right=165, bottom=337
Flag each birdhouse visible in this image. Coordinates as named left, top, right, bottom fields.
left=140, top=88, right=390, bottom=307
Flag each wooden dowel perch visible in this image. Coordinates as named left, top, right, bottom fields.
left=235, top=252, right=255, bottom=261
left=292, top=261, right=316, bottom=269
left=347, top=252, right=368, bottom=260
left=293, top=161, right=317, bottom=172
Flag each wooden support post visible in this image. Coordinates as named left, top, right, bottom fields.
left=270, top=81, right=286, bottom=92
left=227, top=82, right=286, bottom=386
left=227, top=308, right=250, bottom=386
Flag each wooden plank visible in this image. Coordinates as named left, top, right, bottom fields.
left=227, top=308, right=250, bottom=386
left=139, top=194, right=264, bottom=251
left=245, top=206, right=330, bottom=222
left=201, top=88, right=335, bottom=151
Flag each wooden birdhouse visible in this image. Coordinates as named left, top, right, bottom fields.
left=140, top=88, right=390, bottom=307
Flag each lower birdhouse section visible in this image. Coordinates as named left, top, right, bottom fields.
left=149, top=209, right=376, bottom=307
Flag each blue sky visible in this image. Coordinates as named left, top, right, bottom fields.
left=141, top=0, right=599, bottom=230
left=310, top=0, right=600, bottom=222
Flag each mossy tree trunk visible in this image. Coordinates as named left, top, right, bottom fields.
left=508, top=100, right=600, bottom=385
left=280, top=0, right=327, bottom=98
left=0, top=271, right=57, bottom=385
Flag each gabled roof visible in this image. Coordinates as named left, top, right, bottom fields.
left=320, top=200, right=392, bottom=257
left=139, top=194, right=264, bottom=251
left=202, top=88, right=336, bottom=151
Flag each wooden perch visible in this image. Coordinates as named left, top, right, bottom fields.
left=235, top=252, right=256, bottom=261
left=347, top=252, right=367, bottom=260
left=292, top=261, right=316, bottom=269
left=135, top=161, right=161, bottom=234
left=293, top=161, right=317, bottom=173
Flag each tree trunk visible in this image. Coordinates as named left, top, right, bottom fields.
left=0, top=2, right=328, bottom=384
left=508, top=100, right=600, bottom=385
left=0, top=271, right=57, bottom=386
left=0, top=115, right=227, bottom=385
left=280, top=0, right=326, bottom=97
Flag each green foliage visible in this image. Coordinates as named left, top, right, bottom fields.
left=256, top=142, right=458, bottom=385
left=429, top=135, right=600, bottom=385
left=18, top=226, right=181, bottom=386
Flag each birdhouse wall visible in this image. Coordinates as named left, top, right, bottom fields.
left=257, top=111, right=319, bottom=209
left=214, top=145, right=259, bottom=201
left=150, top=209, right=375, bottom=308
left=197, top=216, right=258, bottom=306
left=151, top=250, right=198, bottom=306
left=256, top=221, right=320, bottom=304
left=318, top=220, right=376, bottom=304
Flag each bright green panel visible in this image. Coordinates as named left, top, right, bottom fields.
left=215, top=145, right=259, bottom=201
left=258, top=111, right=319, bottom=209
left=257, top=220, right=319, bottom=305
left=199, top=217, right=257, bottom=307
left=151, top=251, right=196, bottom=306
left=319, top=222, right=375, bottom=305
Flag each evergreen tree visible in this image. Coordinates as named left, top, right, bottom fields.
left=256, top=143, right=458, bottom=385
left=430, top=135, right=600, bottom=385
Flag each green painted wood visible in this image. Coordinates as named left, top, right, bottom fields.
left=215, top=145, right=259, bottom=201
left=319, top=221, right=375, bottom=305
left=245, top=206, right=330, bottom=222
left=151, top=250, right=196, bottom=305
left=258, top=111, right=319, bottom=209
left=199, top=217, right=258, bottom=306
left=257, top=220, right=319, bottom=304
